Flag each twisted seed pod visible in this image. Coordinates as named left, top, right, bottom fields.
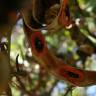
left=23, top=22, right=96, bottom=87
left=22, top=0, right=72, bottom=32
left=22, top=0, right=59, bottom=31
left=32, top=0, right=60, bottom=23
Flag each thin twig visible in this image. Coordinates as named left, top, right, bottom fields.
left=64, top=86, right=73, bottom=96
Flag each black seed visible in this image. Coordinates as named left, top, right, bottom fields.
left=66, top=71, right=79, bottom=78
left=35, top=37, right=44, bottom=52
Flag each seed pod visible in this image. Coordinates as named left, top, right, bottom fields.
left=0, top=52, right=10, bottom=93
left=23, top=21, right=96, bottom=87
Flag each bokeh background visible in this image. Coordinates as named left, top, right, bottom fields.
left=7, top=0, right=96, bottom=96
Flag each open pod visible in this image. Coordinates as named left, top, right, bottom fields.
left=23, top=22, right=96, bottom=87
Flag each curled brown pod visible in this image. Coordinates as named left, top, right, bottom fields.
left=22, top=0, right=60, bottom=31
left=32, top=0, right=72, bottom=29
left=22, top=0, right=72, bottom=32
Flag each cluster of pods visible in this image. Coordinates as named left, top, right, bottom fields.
left=0, top=0, right=96, bottom=93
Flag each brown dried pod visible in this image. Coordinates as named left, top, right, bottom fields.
left=22, top=0, right=73, bottom=33
left=32, top=0, right=60, bottom=23
left=22, top=0, right=72, bottom=32
left=0, top=51, right=10, bottom=94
